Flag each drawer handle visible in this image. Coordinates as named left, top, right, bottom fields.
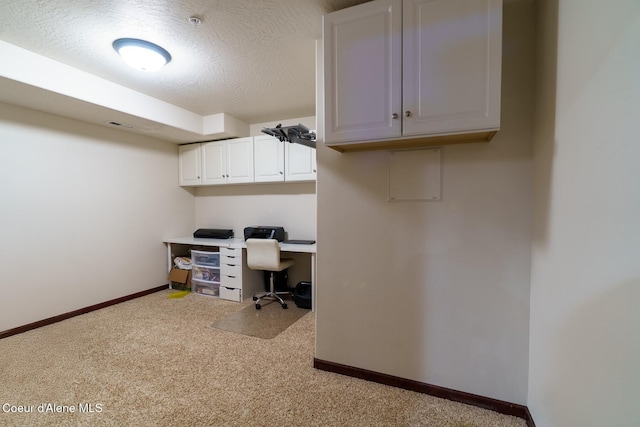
left=227, top=275, right=236, bottom=279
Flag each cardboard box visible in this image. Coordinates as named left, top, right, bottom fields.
left=169, top=268, right=191, bottom=290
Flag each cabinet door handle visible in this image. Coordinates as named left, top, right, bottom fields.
left=405, top=111, right=412, bottom=117
left=392, top=113, right=399, bottom=119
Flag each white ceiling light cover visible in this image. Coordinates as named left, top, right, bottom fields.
left=113, top=38, right=171, bottom=72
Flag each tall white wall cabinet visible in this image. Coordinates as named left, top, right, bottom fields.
left=322, top=0, right=502, bottom=152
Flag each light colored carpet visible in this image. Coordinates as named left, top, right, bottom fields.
left=211, top=300, right=309, bottom=339
left=0, top=290, right=526, bottom=426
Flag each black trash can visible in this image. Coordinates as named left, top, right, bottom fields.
left=293, top=281, right=312, bottom=309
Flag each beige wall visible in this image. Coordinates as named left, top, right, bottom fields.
left=529, top=1, right=640, bottom=425
left=315, top=0, right=535, bottom=404
left=0, top=103, right=195, bottom=332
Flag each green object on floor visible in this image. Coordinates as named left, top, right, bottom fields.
left=168, top=290, right=190, bottom=299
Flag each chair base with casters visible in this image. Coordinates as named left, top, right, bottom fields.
left=245, top=238, right=295, bottom=310
left=252, top=270, right=292, bottom=309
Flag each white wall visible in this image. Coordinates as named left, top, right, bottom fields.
left=0, top=103, right=195, bottom=332
left=194, top=184, right=316, bottom=241
left=315, top=0, right=535, bottom=404
left=529, top=1, right=640, bottom=426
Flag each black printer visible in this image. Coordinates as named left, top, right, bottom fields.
left=193, top=228, right=234, bottom=239
left=243, top=226, right=285, bottom=242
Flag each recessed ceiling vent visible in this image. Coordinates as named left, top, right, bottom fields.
left=105, top=121, right=135, bottom=129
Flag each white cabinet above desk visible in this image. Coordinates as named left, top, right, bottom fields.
left=202, top=138, right=254, bottom=185
left=179, top=138, right=254, bottom=186
left=254, top=135, right=317, bottom=183
left=180, top=136, right=316, bottom=186
left=254, top=135, right=285, bottom=183
left=178, top=144, right=201, bottom=186
left=285, top=139, right=317, bottom=182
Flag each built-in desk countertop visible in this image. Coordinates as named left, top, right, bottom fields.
left=162, top=237, right=316, bottom=254
left=162, top=237, right=317, bottom=309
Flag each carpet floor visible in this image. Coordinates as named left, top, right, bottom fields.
left=0, top=290, right=526, bottom=426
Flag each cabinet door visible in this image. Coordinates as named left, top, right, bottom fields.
left=226, top=137, right=254, bottom=184
left=323, top=0, right=402, bottom=144
left=178, top=144, right=201, bottom=186
left=285, top=142, right=317, bottom=182
left=402, top=0, right=502, bottom=136
left=254, top=135, right=285, bottom=182
left=201, top=141, right=227, bottom=185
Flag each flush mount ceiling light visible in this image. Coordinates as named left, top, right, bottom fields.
left=112, top=38, right=171, bottom=72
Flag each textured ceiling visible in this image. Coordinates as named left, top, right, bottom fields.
left=0, top=0, right=370, bottom=125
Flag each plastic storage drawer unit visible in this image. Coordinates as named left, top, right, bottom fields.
left=190, top=250, right=220, bottom=267
left=192, top=279, right=220, bottom=297
left=192, top=265, right=220, bottom=283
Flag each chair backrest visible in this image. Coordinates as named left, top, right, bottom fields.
left=245, top=239, right=282, bottom=271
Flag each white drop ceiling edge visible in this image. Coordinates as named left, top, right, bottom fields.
left=0, top=40, right=260, bottom=143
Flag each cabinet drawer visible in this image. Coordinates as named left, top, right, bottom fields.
left=221, top=274, right=242, bottom=289
left=221, top=247, right=241, bottom=257
left=221, top=254, right=240, bottom=265
left=220, top=286, right=241, bottom=302
left=221, top=262, right=242, bottom=276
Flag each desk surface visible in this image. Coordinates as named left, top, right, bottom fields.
left=163, top=237, right=316, bottom=254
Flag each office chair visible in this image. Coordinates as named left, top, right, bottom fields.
left=246, top=238, right=295, bottom=309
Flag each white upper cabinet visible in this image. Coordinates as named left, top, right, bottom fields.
left=402, top=0, right=502, bottom=136
left=201, top=141, right=227, bottom=185
left=285, top=141, right=317, bottom=182
left=225, top=137, right=254, bottom=184
left=179, top=137, right=254, bottom=186
left=254, top=135, right=285, bottom=183
left=178, top=144, right=202, bottom=186
left=323, top=0, right=502, bottom=151
left=254, top=134, right=317, bottom=183
left=178, top=136, right=315, bottom=186
left=202, top=138, right=254, bottom=185
left=323, top=0, right=402, bottom=144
